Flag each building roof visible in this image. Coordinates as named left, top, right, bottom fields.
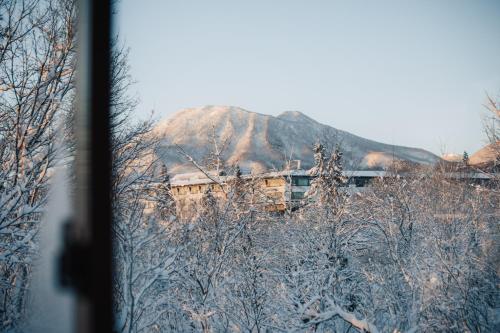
left=170, top=169, right=493, bottom=187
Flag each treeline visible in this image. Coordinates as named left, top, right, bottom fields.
left=113, top=144, right=498, bottom=332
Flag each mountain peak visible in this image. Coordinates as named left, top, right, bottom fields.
left=277, top=111, right=316, bottom=123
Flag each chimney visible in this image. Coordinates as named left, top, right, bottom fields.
left=288, top=159, right=301, bottom=170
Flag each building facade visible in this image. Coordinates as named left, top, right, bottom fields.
left=169, top=170, right=391, bottom=217
left=169, top=169, right=493, bottom=217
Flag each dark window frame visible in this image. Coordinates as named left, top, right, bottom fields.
left=60, top=1, right=114, bottom=332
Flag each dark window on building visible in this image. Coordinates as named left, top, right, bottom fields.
left=291, top=192, right=305, bottom=199
left=292, top=176, right=309, bottom=186
left=354, top=177, right=372, bottom=187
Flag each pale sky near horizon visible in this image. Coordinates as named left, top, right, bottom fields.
left=116, top=0, right=500, bottom=156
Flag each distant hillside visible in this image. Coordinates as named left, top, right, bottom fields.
left=470, top=142, right=499, bottom=166
left=154, top=106, right=441, bottom=175
left=442, top=153, right=462, bottom=162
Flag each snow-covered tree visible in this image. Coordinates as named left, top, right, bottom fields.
left=107, top=37, right=183, bottom=333
left=0, top=0, right=76, bottom=329
left=265, top=143, right=374, bottom=332
left=354, top=167, right=499, bottom=332
left=113, top=181, right=179, bottom=333
left=172, top=188, right=253, bottom=332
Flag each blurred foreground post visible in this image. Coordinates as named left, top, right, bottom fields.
left=61, top=0, right=113, bottom=332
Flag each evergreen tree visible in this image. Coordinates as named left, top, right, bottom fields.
left=463, top=151, right=469, bottom=167
left=310, top=142, right=347, bottom=205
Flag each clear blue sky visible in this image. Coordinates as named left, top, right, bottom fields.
left=116, top=0, right=500, bottom=155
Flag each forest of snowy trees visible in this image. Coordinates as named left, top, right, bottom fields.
left=116, top=145, right=497, bottom=333
left=1, top=0, right=499, bottom=332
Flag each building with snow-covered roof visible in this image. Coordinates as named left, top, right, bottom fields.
left=169, top=168, right=494, bottom=217
left=169, top=169, right=382, bottom=217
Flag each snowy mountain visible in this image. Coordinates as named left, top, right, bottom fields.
left=470, top=142, right=499, bottom=165
left=154, top=105, right=441, bottom=174
left=441, top=153, right=463, bottom=162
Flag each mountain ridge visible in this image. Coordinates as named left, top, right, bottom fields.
left=154, top=105, right=442, bottom=175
